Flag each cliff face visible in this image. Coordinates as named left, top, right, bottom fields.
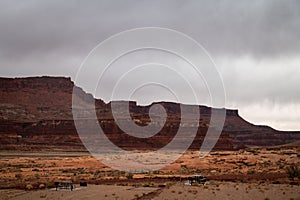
left=0, top=76, right=299, bottom=151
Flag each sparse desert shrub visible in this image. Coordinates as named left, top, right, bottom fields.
left=285, top=164, right=300, bottom=179
left=77, top=168, right=85, bottom=174
left=126, top=172, right=133, bottom=179
left=94, top=170, right=100, bottom=175
left=62, top=169, right=70, bottom=173
left=276, top=161, right=284, bottom=169
left=15, top=173, right=22, bottom=179
left=40, top=193, right=47, bottom=198
left=47, top=181, right=55, bottom=188
left=34, top=173, right=40, bottom=179
left=262, top=161, right=271, bottom=167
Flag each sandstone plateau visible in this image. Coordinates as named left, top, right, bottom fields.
left=0, top=76, right=299, bottom=151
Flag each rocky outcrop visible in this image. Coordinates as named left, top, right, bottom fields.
left=0, top=76, right=299, bottom=151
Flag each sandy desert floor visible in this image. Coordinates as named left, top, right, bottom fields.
left=153, top=182, right=300, bottom=200
left=0, top=184, right=158, bottom=200
left=0, top=145, right=299, bottom=199
left=0, top=182, right=299, bottom=200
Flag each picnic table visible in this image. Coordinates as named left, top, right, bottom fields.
left=188, top=175, right=207, bottom=185
left=54, top=181, right=74, bottom=191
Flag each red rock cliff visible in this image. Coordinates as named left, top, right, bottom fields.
left=0, top=76, right=299, bottom=151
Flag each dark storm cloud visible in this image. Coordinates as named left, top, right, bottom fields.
left=189, top=1, right=300, bottom=58
left=0, top=0, right=299, bottom=63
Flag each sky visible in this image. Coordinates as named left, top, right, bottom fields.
left=0, top=0, right=299, bottom=131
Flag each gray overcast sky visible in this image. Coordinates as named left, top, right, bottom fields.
left=0, top=0, right=300, bottom=130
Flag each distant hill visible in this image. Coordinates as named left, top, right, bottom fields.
left=0, top=76, right=299, bottom=151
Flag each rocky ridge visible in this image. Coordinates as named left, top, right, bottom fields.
left=0, top=76, right=299, bottom=151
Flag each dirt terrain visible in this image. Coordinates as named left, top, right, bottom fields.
left=153, top=182, right=300, bottom=200
left=0, top=145, right=299, bottom=199
left=1, top=182, right=299, bottom=200
left=0, top=185, right=159, bottom=200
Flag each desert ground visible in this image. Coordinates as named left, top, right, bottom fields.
left=0, top=185, right=158, bottom=200
left=0, top=145, right=299, bottom=199
left=1, top=182, right=299, bottom=200
left=153, top=182, right=300, bottom=200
